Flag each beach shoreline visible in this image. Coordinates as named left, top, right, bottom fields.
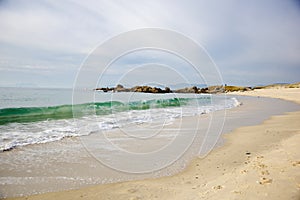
left=4, top=88, right=300, bottom=200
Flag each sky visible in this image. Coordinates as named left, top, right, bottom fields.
left=0, top=0, right=300, bottom=88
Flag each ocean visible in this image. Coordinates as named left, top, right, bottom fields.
left=0, top=87, right=239, bottom=152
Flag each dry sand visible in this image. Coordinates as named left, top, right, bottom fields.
left=229, top=87, right=300, bottom=105
left=7, top=88, right=300, bottom=200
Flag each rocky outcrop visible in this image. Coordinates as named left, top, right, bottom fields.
left=95, top=85, right=173, bottom=93
left=207, top=85, right=225, bottom=93
left=94, top=87, right=114, bottom=92
left=95, top=82, right=300, bottom=94
left=95, top=84, right=251, bottom=94
left=174, top=86, right=209, bottom=93
left=131, top=86, right=172, bottom=93
left=174, top=87, right=196, bottom=93
left=224, top=85, right=252, bottom=92
left=114, top=84, right=130, bottom=92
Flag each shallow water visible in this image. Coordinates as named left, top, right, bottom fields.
left=0, top=87, right=239, bottom=151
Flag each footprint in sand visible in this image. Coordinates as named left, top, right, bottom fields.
left=292, top=161, right=300, bottom=166
left=258, top=177, right=272, bottom=185
left=212, top=185, right=224, bottom=190
left=261, top=170, right=270, bottom=175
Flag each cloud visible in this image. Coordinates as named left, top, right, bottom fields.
left=0, top=0, right=299, bottom=87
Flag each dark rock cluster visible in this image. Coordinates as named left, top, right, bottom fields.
left=94, top=84, right=253, bottom=94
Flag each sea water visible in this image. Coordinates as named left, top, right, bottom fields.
left=0, top=87, right=239, bottom=151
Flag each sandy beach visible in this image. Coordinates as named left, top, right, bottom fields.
left=1, top=0, right=300, bottom=199
left=5, top=88, right=300, bottom=200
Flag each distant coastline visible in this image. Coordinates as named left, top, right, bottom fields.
left=94, top=82, right=300, bottom=94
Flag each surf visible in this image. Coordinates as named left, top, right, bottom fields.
left=0, top=97, right=199, bottom=125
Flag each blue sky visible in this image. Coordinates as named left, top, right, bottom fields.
left=0, top=0, right=300, bottom=88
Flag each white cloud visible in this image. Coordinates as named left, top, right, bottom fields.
left=0, top=0, right=299, bottom=87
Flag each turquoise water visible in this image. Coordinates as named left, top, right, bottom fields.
left=0, top=87, right=238, bottom=151
left=0, top=98, right=193, bottom=125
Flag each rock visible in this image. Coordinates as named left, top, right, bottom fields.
left=199, top=87, right=208, bottom=93
left=207, top=85, right=225, bottom=93
left=116, top=84, right=124, bottom=89
left=114, top=84, right=129, bottom=92
left=130, top=86, right=170, bottom=93
left=94, top=84, right=254, bottom=94
left=174, top=87, right=195, bottom=93
left=165, top=87, right=171, bottom=93
left=94, top=87, right=114, bottom=92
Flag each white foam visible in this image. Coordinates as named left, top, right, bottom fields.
left=0, top=96, right=241, bottom=151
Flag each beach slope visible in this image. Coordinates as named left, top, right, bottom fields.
left=7, top=88, right=300, bottom=200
